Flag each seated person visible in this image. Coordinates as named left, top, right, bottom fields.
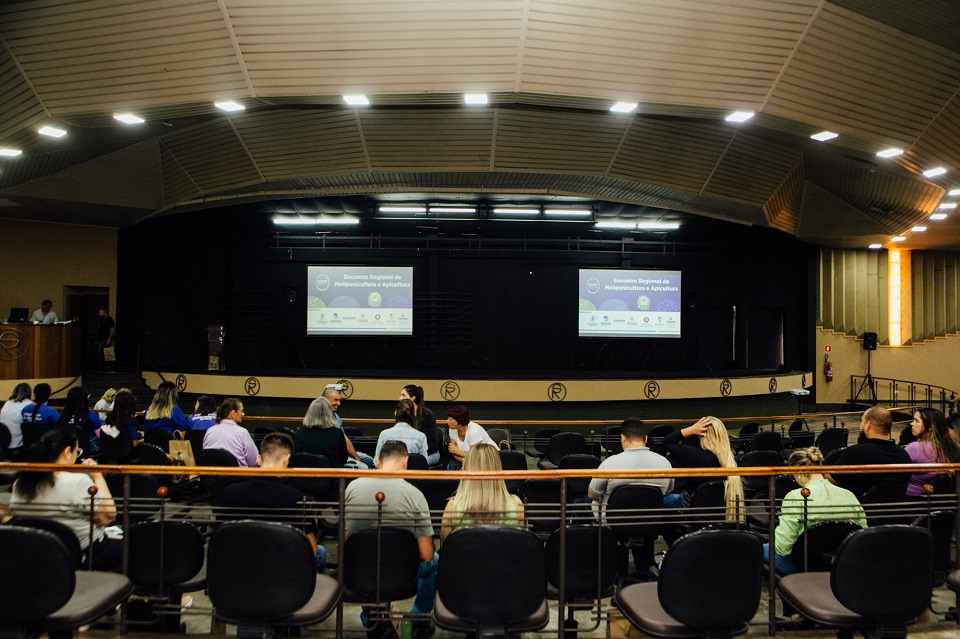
left=10, top=428, right=121, bottom=571
left=186, top=395, right=218, bottom=431
left=826, top=406, right=911, bottom=498
left=31, top=299, right=58, bottom=324
left=441, top=444, right=524, bottom=541
left=203, top=398, right=258, bottom=467
left=93, top=387, right=117, bottom=421
left=294, top=396, right=350, bottom=468
left=400, top=384, right=441, bottom=467
left=904, top=408, right=960, bottom=496
left=374, top=399, right=429, bottom=464
left=445, top=405, right=494, bottom=470
left=57, top=386, right=103, bottom=456
left=143, top=381, right=187, bottom=433
left=1, top=382, right=33, bottom=450
left=219, top=432, right=325, bottom=572
left=20, top=382, right=59, bottom=430
left=102, top=390, right=143, bottom=446
left=345, top=440, right=437, bottom=639
left=764, top=446, right=866, bottom=575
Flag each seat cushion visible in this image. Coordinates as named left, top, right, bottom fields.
left=44, top=572, right=133, bottom=631
left=133, top=559, right=207, bottom=596
left=276, top=575, right=342, bottom=627
left=777, top=573, right=864, bottom=627
left=537, top=459, right=558, bottom=470
left=433, top=594, right=549, bottom=632
left=615, top=583, right=748, bottom=638
left=947, top=569, right=960, bottom=593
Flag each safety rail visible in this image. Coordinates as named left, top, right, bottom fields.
left=851, top=375, right=957, bottom=414
left=1, top=462, right=958, bottom=638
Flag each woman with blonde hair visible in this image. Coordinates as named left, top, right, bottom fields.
left=143, top=381, right=187, bottom=432
left=440, top=444, right=524, bottom=541
left=93, top=387, right=118, bottom=421
left=661, top=416, right=745, bottom=523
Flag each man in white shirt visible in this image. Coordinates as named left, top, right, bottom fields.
left=31, top=299, right=58, bottom=324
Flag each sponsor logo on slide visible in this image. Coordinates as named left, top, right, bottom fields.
left=441, top=381, right=461, bottom=401
left=586, top=278, right=600, bottom=294
left=315, top=274, right=331, bottom=291
left=548, top=382, right=566, bottom=402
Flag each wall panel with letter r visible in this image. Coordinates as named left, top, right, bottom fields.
left=818, top=248, right=888, bottom=345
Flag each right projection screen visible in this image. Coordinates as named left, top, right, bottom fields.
left=578, top=269, right=682, bottom=338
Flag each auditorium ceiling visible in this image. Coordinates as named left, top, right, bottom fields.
left=0, top=1, right=959, bottom=249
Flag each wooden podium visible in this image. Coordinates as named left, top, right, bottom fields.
left=0, top=324, right=82, bottom=380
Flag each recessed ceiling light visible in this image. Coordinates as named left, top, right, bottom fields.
left=636, top=222, right=681, bottom=230
left=0, top=148, right=22, bottom=157
left=429, top=207, right=476, bottom=214
left=113, top=113, right=144, bottom=124
left=38, top=126, right=67, bottom=138
left=930, top=213, right=949, bottom=220
left=725, top=111, right=754, bottom=123
left=272, top=216, right=319, bottom=226
left=949, top=189, right=960, bottom=196
left=492, top=208, right=540, bottom=216
left=610, top=102, right=638, bottom=113
left=876, top=148, right=904, bottom=158
left=378, top=206, right=427, bottom=214
left=911, top=226, right=927, bottom=232
left=595, top=221, right=637, bottom=229
left=544, top=209, right=592, bottom=217
left=810, top=131, right=838, bottom=142
left=868, top=244, right=883, bottom=249
left=892, top=236, right=907, bottom=242
left=215, top=101, right=245, bottom=112
left=316, top=216, right=361, bottom=225
left=343, top=95, right=369, bottom=106
left=923, top=167, right=947, bottom=178
left=938, top=202, right=957, bottom=209
left=464, top=93, right=488, bottom=105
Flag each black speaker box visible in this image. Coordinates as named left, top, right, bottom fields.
left=862, top=332, right=878, bottom=351
left=286, top=288, right=298, bottom=305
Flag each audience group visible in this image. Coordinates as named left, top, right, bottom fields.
left=3, top=377, right=959, bottom=637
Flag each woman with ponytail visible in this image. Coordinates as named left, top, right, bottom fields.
left=399, top=384, right=440, bottom=466
left=10, top=427, right=121, bottom=570
left=57, top=386, right=102, bottom=456
left=20, top=382, right=59, bottom=430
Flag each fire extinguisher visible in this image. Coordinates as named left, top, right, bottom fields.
left=824, top=354, right=834, bottom=382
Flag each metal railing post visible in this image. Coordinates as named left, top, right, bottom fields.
left=767, top=474, right=777, bottom=637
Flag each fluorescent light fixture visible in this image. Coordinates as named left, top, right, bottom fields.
left=892, top=236, right=907, bottom=242
left=318, top=216, right=360, bottom=225
left=911, top=226, right=927, bottom=232
left=38, top=126, right=67, bottom=138
left=923, top=167, right=947, bottom=178
left=429, top=207, right=476, bottom=214
left=343, top=95, right=369, bottom=106
left=725, top=111, right=754, bottom=123
left=113, top=113, right=144, bottom=124
left=938, top=202, right=957, bottom=209
left=610, top=102, right=638, bottom=113
left=930, top=213, right=948, bottom=220
left=636, top=222, right=681, bottom=230
left=492, top=208, right=540, bottom=216
left=544, top=209, right=592, bottom=217
left=378, top=206, right=426, bottom=214
left=464, top=93, right=488, bottom=105
left=272, top=215, right=360, bottom=225
left=876, top=147, right=903, bottom=158
left=810, top=131, right=838, bottom=141
left=868, top=244, right=883, bottom=249
left=949, top=189, right=960, bottom=196
left=595, top=220, right=637, bottom=229
left=0, top=148, right=23, bottom=157
left=215, top=101, right=245, bottom=112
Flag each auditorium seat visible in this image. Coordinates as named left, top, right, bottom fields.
left=7, top=517, right=83, bottom=569
left=524, top=428, right=560, bottom=459
left=497, top=449, right=527, bottom=493
left=289, top=452, right=335, bottom=499
left=517, top=478, right=564, bottom=538
left=603, top=484, right=664, bottom=578
left=105, top=472, right=162, bottom=524
left=545, top=525, right=618, bottom=634
left=736, top=450, right=782, bottom=498
left=748, top=430, right=782, bottom=454
left=486, top=427, right=512, bottom=450
left=556, top=453, right=600, bottom=501
left=732, top=422, right=759, bottom=454
left=646, top=425, right=675, bottom=456
left=343, top=527, right=420, bottom=632
left=786, top=521, right=863, bottom=573
left=98, top=429, right=135, bottom=463
left=814, top=427, right=848, bottom=456
left=537, top=432, right=586, bottom=470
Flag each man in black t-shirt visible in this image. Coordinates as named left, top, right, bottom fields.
left=826, top=406, right=911, bottom=498
left=96, top=308, right=116, bottom=372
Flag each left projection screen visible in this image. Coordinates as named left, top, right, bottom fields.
left=307, top=266, right=413, bottom=335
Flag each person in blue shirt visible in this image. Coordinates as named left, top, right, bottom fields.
left=57, top=386, right=102, bottom=456
left=186, top=395, right=218, bottom=431
left=103, top=390, right=143, bottom=445
left=143, top=381, right=187, bottom=432
left=21, top=383, right=59, bottom=430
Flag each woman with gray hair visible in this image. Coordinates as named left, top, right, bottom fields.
left=293, top=396, right=353, bottom=467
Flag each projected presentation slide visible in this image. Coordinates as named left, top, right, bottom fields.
left=578, top=269, right=681, bottom=338
left=307, top=266, right=413, bottom=335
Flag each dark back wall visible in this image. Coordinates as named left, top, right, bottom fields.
left=118, top=206, right=814, bottom=376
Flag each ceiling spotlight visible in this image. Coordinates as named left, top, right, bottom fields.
left=343, top=95, right=370, bottom=106
left=930, top=213, right=949, bottom=220
left=38, top=126, right=67, bottom=138
left=113, top=113, right=144, bottom=124
left=868, top=244, right=883, bottom=249
left=949, top=189, right=960, bottom=196
left=891, top=236, right=907, bottom=242
left=810, top=131, right=838, bottom=142
left=876, top=148, right=904, bottom=158
left=911, top=226, right=927, bottom=232
left=725, top=111, right=754, bottom=123
left=215, top=101, right=245, bottom=112
left=938, top=202, right=957, bottom=209
left=464, top=93, right=488, bottom=105
left=923, top=167, right=947, bottom=178
left=610, top=102, right=638, bottom=113
left=0, top=148, right=23, bottom=157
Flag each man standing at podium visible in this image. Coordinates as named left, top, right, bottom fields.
left=31, top=299, right=58, bottom=324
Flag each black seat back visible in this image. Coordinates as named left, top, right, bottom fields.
left=288, top=452, right=335, bottom=496
left=20, top=422, right=45, bottom=448
left=208, top=521, right=317, bottom=620
left=343, top=527, right=420, bottom=601
left=0, top=423, right=11, bottom=452
left=737, top=450, right=782, bottom=494
left=186, top=429, right=206, bottom=459
left=128, top=521, right=205, bottom=590
left=831, top=525, right=933, bottom=621
left=406, top=453, right=429, bottom=471
left=557, top=454, right=600, bottom=498
left=658, top=529, right=762, bottom=632
left=105, top=473, right=162, bottom=524
left=517, top=479, right=563, bottom=535
left=498, top=450, right=527, bottom=493
left=861, top=481, right=908, bottom=526
left=7, top=517, right=83, bottom=569
left=603, top=484, right=663, bottom=541
left=0, top=526, right=76, bottom=625
left=143, top=429, right=173, bottom=449
left=137, top=442, right=171, bottom=466
left=815, top=428, right=847, bottom=455
left=545, top=525, right=618, bottom=598
left=545, top=432, right=585, bottom=466
left=749, top=430, right=782, bottom=453
left=789, top=521, right=862, bottom=572
left=438, top=526, right=546, bottom=626
left=197, top=447, right=240, bottom=492
left=98, top=429, right=134, bottom=462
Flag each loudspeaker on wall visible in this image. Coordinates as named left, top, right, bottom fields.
left=862, top=332, right=878, bottom=351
